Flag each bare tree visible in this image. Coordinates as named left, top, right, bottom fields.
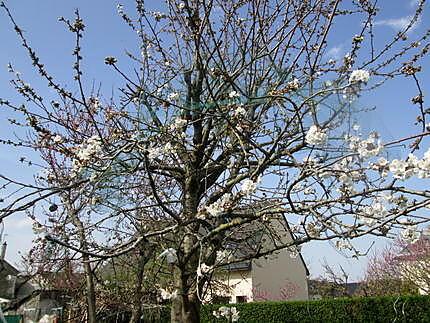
left=311, top=261, right=352, bottom=298
left=1, top=1, right=430, bottom=322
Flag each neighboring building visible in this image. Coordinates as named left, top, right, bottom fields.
left=207, top=204, right=309, bottom=303
left=308, top=280, right=363, bottom=300
left=1, top=243, right=35, bottom=308
left=0, top=242, right=66, bottom=323
left=1, top=247, right=20, bottom=302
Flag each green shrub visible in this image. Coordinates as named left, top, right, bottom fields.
left=201, top=295, right=430, bottom=323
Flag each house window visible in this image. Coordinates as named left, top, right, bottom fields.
left=236, top=295, right=247, bottom=303
left=212, top=296, right=230, bottom=304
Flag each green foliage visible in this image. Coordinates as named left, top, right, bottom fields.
left=96, top=306, right=170, bottom=323
left=201, top=295, right=430, bottom=323
left=141, top=306, right=171, bottom=323
left=361, top=278, right=419, bottom=297
left=4, top=316, right=22, bottom=323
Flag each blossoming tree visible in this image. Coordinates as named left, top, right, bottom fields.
left=363, top=233, right=430, bottom=296
left=1, top=0, right=430, bottom=322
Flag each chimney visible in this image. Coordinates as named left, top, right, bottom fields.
left=1, top=241, right=7, bottom=260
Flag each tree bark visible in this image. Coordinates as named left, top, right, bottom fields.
left=182, top=292, right=200, bottom=323
left=170, top=250, right=201, bottom=321
left=171, top=294, right=183, bottom=323
left=65, top=200, right=97, bottom=323
left=83, top=256, right=97, bottom=323
left=171, top=291, right=200, bottom=323
left=129, top=258, right=145, bottom=323
left=129, top=243, right=151, bottom=323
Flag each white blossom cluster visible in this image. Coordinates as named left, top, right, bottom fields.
left=88, top=96, right=100, bottom=110
left=286, top=78, right=300, bottom=91
left=197, top=263, right=213, bottom=277
left=215, top=250, right=233, bottom=264
left=151, top=11, right=166, bottom=20
left=213, top=306, right=239, bottom=322
left=303, top=186, right=316, bottom=195
left=358, top=200, right=388, bottom=226
left=147, top=146, right=163, bottom=160
left=332, top=157, right=358, bottom=190
left=147, top=142, right=177, bottom=161
left=288, top=246, right=300, bottom=258
left=337, top=172, right=357, bottom=196
left=76, top=136, right=102, bottom=161
left=233, top=104, right=247, bottom=117
left=305, top=125, right=328, bottom=146
left=205, top=193, right=232, bottom=218
left=401, top=226, right=420, bottom=243
left=72, top=135, right=102, bottom=173
left=240, top=177, right=261, bottom=196
left=52, top=135, right=64, bottom=144
left=160, top=288, right=177, bottom=300
left=347, top=133, right=382, bottom=159
left=170, top=117, right=187, bottom=132
left=389, top=150, right=430, bottom=180
left=370, top=157, right=389, bottom=177
left=168, top=92, right=180, bottom=101
left=199, top=177, right=260, bottom=220
left=229, top=90, right=240, bottom=99
left=32, top=221, right=46, bottom=235
left=349, top=69, right=370, bottom=83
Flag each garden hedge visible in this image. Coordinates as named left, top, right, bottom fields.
left=96, top=295, right=430, bottom=322
left=201, top=295, right=430, bottom=322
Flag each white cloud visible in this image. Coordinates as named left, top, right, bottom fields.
left=2, top=215, right=34, bottom=267
left=375, top=15, right=421, bottom=33
left=326, top=45, right=344, bottom=60
left=5, top=216, right=33, bottom=229
left=409, top=0, right=420, bottom=7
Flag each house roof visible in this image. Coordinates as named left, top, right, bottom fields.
left=0, top=259, right=20, bottom=276
left=0, top=259, right=20, bottom=300
left=222, top=201, right=309, bottom=276
left=308, top=280, right=364, bottom=297
left=283, top=218, right=310, bottom=276
left=223, top=260, right=251, bottom=271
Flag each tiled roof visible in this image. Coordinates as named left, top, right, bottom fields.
left=220, top=201, right=309, bottom=275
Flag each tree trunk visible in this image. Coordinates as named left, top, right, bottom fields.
left=171, top=294, right=183, bottom=323
left=171, top=174, right=202, bottom=322
left=182, top=292, right=201, bottom=323
left=83, top=256, right=97, bottom=323
left=171, top=292, right=200, bottom=323
left=171, top=237, right=201, bottom=323
left=65, top=200, right=97, bottom=323
left=129, top=247, right=149, bottom=323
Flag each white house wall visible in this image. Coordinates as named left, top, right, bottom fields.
left=227, top=271, right=253, bottom=303
left=210, top=270, right=253, bottom=303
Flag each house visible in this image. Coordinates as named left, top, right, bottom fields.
left=1, top=244, right=20, bottom=302
left=308, top=280, right=364, bottom=300
left=206, top=203, right=309, bottom=303
left=1, top=243, right=37, bottom=309
left=0, top=242, right=66, bottom=323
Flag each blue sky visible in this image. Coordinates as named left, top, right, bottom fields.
left=0, top=0, right=429, bottom=281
